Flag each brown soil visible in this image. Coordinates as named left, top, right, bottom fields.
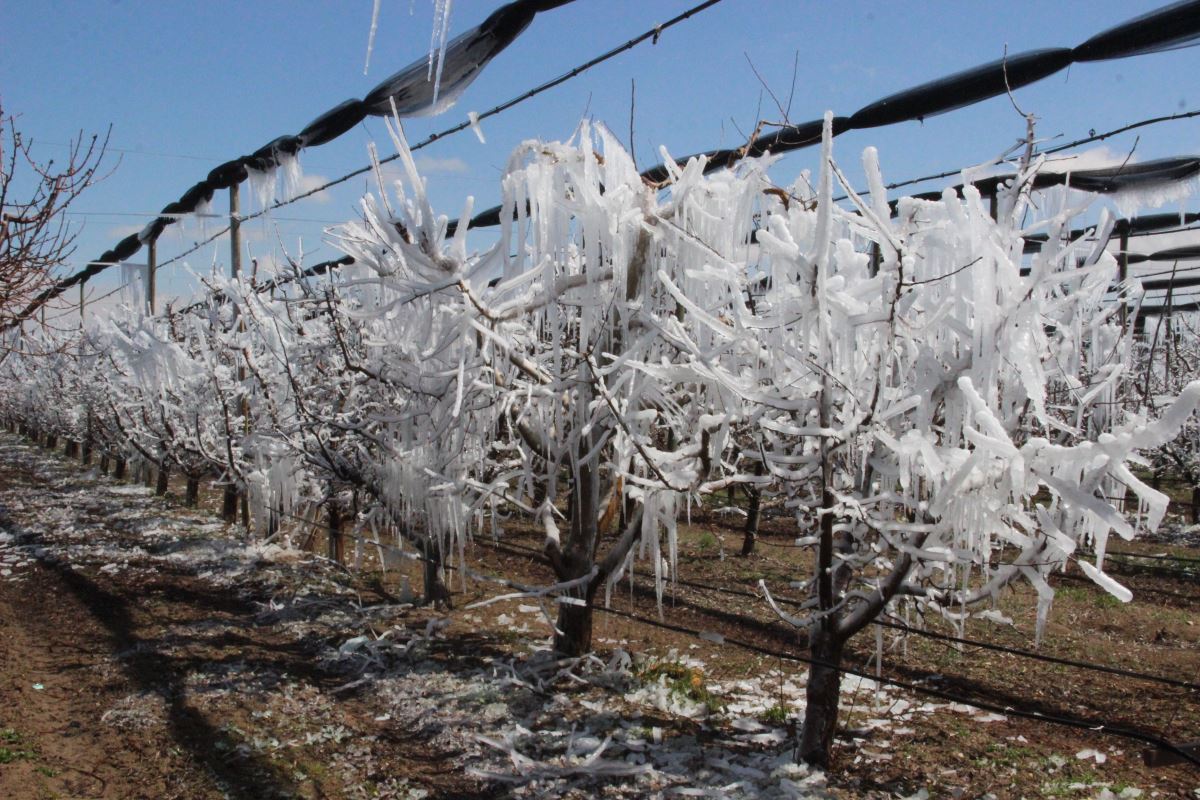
left=0, top=443, right=485, bottom=800
left=2, top=436, right=1198, bottom=799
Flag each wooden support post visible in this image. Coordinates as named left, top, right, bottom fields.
left=1118, top=228, right=1130, bottom=334
left=228, top=184, right=252, bottom=534
left=147, top=238, right=157, bottom=315
left=230, top=184, right=242, bottom=280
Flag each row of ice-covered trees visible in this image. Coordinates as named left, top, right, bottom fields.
left=2, top=116, right=1198, bottom=765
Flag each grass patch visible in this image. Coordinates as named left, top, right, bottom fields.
left=638, top=661, right=724, bottom=714
left=0, top=728, right=37, bottom=764
left=1055, top=585, right=1124, bottom=609
left=761, top=703, right=789, bottom=726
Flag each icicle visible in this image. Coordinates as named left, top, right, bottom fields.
left=428, top=0, right=454, bottom=104
left=468, top=110, right=486, bottom=144
left=363, top=0, right=382, bottom=75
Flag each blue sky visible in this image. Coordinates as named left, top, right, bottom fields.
left=4, top=1, right=1200, bottom=316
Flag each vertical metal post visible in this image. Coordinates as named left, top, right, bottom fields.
left=147, top=238, right=157, bottom=315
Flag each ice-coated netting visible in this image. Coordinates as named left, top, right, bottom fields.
left=22, top=0, right=1200, bottom=330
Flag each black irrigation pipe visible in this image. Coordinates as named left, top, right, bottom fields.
left=1109, top=548, right=1200, bottom=564
left=481, top=537, right=1200, bottom=692
left=643, top=569, right=1200, bottom=693
left=873, top=615, right=1200, bottom=692
left=592, top=604, right=1200, bottom=768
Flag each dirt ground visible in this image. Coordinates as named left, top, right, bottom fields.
left=0, top=434, right=1197, bottom=799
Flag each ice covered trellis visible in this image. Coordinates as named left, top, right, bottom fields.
left=3, top=111, right=1199, bottom=768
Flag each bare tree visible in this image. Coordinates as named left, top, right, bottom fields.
left=0, top=101, right=110, bottom=333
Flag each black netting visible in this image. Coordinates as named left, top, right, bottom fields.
left=1140, top=274, right=1200, bottom=291
left=1147, top=244, right=1200, bottom=261
left=139, top=217, right=169, bottom=244
left=298, top=99, right=368, bottom=147
left=1044, top=156, right=1200, bottom=192
left=749, top=117, right=851, bottom=157
left=178, top=181, right=215, bottom=211
left=849, top=49, right=1074, bottom=129
left=207, top=159, right=250, bottom=190
left=365, top=5, right=533, bottom=118
left=254, top=135, right=303, bottom=161
left=111, top=234, right=142, bottom=263
left=1073, top=0, right=1200, bottom=61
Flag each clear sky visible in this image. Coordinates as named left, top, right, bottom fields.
left=4, top=1, right=1200, bottom=317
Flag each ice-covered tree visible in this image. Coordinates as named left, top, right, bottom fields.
left=648, top=116, right=1200, bottom=765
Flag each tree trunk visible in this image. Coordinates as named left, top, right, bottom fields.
left=82, top=440, right=92, bottom=466
left=99, top=454, right=109, bottom=474
left=554, top=581, right=599, bottom=656
left=185, top=477, right=200, bottom=507
left=222, top=485, right=239, bottom=523
left=155, top=461, right=170, bottom=495
left=1191, top=485, right=1200, bottom=525
left=421, top=540, right=452, bottom=608
left=741, top=486, right=761, bottom=556
left=798, top=628, right=846, bottom=768
left=114, top=457, right=127, bottom=480
left=65, top=441, right=79, bottom=458
left=326, top=501, right=343, bottom=564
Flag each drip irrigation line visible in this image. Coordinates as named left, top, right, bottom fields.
left=592, top=604, right=1200, bottom=768
left=1108, top=548, right=1200, bottom=564
left=480, top=537, right=1200, bottom=691
left=873, top=615, right=1200, bottom=692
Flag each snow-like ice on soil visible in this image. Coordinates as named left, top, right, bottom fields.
left=0, top=435, right=1135, bottom=797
